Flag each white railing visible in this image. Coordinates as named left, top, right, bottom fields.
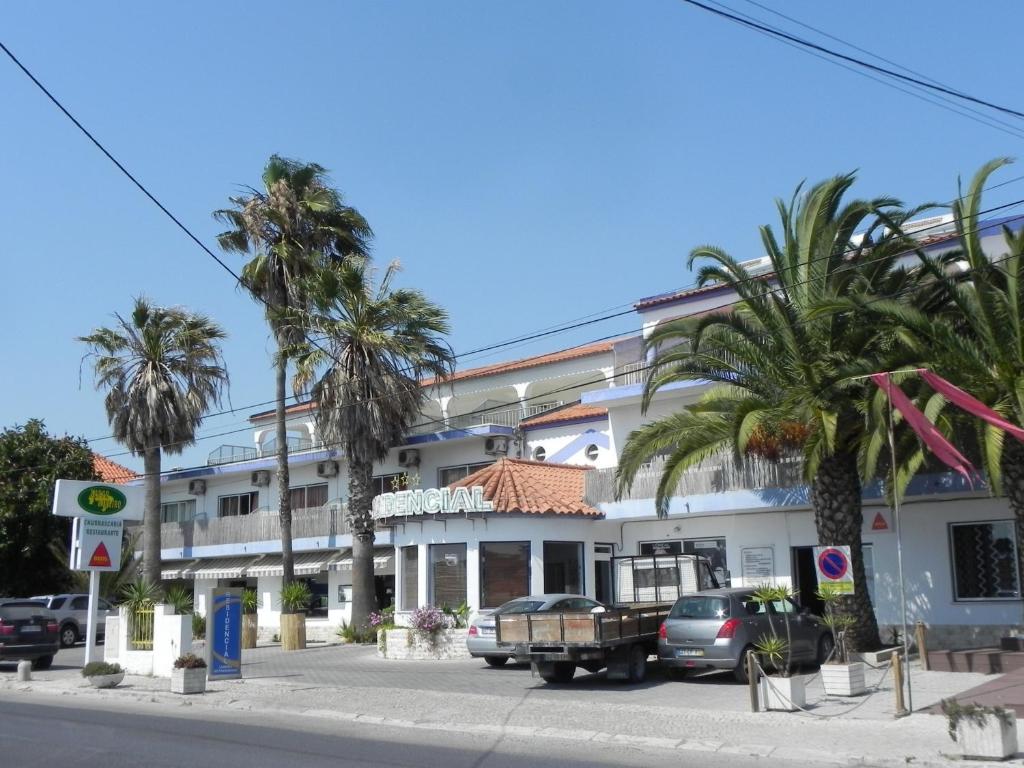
left=161, top=503, right=351, bottom=549
left=614, top=361, right=647, bottom=387
left=408, top=401, right=563, bottom=435
left=584, top=454, right=805, bottom=505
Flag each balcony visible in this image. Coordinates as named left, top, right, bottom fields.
left=584, top=454, right=805, bottom=506
left=207, top=436, right=319, bottom=466
left=613, top=361, right=647, bottom=387
left=408, top=401, right=563, bottom=436
left=161, top=504, right=351, bottom=550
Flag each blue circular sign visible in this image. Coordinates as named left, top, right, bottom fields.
left=818, top=547, right=848, bottom=580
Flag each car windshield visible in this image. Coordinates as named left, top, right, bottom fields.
left=668, top=596, right=730, bottom=620
left=494, top=600, right=546, bottom=615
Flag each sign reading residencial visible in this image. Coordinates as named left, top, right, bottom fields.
left=72, top=517, right=124, bottom=572
left=52, top=479, right=144, bottom=521
left=372, top=485, right=494, bottom=520
left=207, top=588, right=242, bottom=680
left=814, top=545, right=855, bottom=594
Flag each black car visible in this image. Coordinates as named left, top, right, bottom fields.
left=0, top=599, right=60, bottom=669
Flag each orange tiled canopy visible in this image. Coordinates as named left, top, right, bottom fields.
left=448, top=458, right=600, bottom=517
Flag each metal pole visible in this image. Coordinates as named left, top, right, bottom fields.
left=84, top=569, right=100, bottom=665
left=887, top=374, right=914, bottom=712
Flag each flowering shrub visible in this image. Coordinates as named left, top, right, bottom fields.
left=368, top=604, right=395, bottom=629
left=410, top=605, right=447, bottom=633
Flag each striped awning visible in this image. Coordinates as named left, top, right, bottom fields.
left=246, top=551, right=340, bottom=577
left=161, top=560, right=199, bottom=580
left=329, top=549, right=393, bottom=575
left=188, top=556, right=261, bottom=580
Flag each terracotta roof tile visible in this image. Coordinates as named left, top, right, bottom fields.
left=448, top=458, right=600, bottom=517
left=92, top=454, right=137, bottom=484
left=520, top=402, right=608, bottom=429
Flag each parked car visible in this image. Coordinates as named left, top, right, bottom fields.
left=467, top=594, right=605, bottom=667
left=0, top=599, right=59, bottom=669
left=31, top=594, right=116, bottom=648
left=658, top=587, right=832, bottom=683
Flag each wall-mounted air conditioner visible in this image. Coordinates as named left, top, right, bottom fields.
left=484, top=436, right=509, bottom=456
left=317, top=460, right=339, bottom=478
left=397, top=449, right=420, bottom=468
left=188, top=479, right=206, bottom=496
left=251, top=470, right=271, bottom=487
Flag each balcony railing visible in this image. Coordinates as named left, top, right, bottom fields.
left=584, top=454, right=805, bottom=506
left=161, top=503, right=351, bottom=550
left=207, top=445, right=258, bottom=466
left=408, top=401, right=563, bottom=436
left=613, top=361, right=648, bottom=387
left=261, top=436, right=316, bottom=456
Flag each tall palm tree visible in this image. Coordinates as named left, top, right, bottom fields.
left=616, top=174, right=925, bottom=650
left=79, top=298, right=228, bottom=586
left=214, top=155, right=372, bottom=586
left=293, top=257, right=453, bottom=629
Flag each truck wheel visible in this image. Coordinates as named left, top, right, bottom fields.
left=32, top=655, right=53, bottom=671
left=484, top=656, right=508, bottom=668
left=540, top=662, right=576, bottom=684
left=60, top=624, right=78, bottom=648
left=627, top=645, right=648, bottom=683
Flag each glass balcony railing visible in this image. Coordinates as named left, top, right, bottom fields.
left=407, top=401, right=563, bottom=436
left=161, top=502, right=351, bottom=549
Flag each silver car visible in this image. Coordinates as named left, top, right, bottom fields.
left=658, top=587, right=832, bottom=682
left=468, top=594, right=605, bottom=667
left=31, top=594, right=116, bottom=648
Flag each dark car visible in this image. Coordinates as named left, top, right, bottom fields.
left=0, top=599, right=60, bottom=669
left=658, top=587, right=832, bottom=682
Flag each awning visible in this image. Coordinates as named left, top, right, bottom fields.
left=161, top=560, right=199, bottom=580
left=246, top=551, right=340, bottom=577
left=329, top=549, right=393, bottom=575
left=189, top=556, right=261, bottom=580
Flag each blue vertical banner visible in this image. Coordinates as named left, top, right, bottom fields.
left=207, top=587, right=242, bottom=680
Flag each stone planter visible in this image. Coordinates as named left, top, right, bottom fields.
left=378, top=628, right=470, bottom=660
left=821, top=662, right=866, bottom=696
left=86, top=671, right=125, bottom=689
left=171, top=667, right=207, bottom=695
left=955, top=711, right=1018, bottom=760
left=761, top=674, right=806, bottom=711
left=242, top=614, right=258, bottom=650
left=280, top=612, right=306, bottom=651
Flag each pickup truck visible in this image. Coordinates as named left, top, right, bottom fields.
left=496, top=554, right=718, bottom=684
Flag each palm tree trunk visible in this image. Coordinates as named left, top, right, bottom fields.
left=349, top=459, right=376, bottom=629
left=810, top=451, right=881, bottom=651
left=1001, top=438, right=1024, bottom=627
left=275, top=344, right=294, bottom=589
left=142, top=445, right=162, bottom=587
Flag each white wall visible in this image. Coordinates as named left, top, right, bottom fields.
left=523, top=421, right=614, bottom=467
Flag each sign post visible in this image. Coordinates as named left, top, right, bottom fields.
left=207, top=588, right=243, bottom=680
left=53, top=480, right=143, bottom=665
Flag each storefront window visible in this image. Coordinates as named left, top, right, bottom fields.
left=951, top=521, right=1020, bottom=600
left=683, top=538, right=729, bottom=587
left=543, top=541, right=583, bottom=594
left=430, top=543, right=467, bottom=609
left=480, top=542, right=530, bottom=608
left=401, top=546, right=419, bottom=611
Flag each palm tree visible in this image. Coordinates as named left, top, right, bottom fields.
left=293, top=257, right=453, bottom=629
left=79, top=298, right=228, bottom=586
left=616, top=174, right=925, bottom=650
left=214, top=155, right=372, bottom=586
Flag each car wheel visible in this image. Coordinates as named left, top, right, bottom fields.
left=60, top=624, right=78, bottom=648
left=733, top=646, right=755, bottom=684
left=626, top=644, right=648, bottom=684
left=817, top=634, right=836, bottom=665
left=484, top=655, right=508, bottom=668
left=32, top=655, right=53, bottom=671
left=540, top=662, right=576, bottom=684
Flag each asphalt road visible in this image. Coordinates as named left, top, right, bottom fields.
left=0, top=694, right=844, bottom=768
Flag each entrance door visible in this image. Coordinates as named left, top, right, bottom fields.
left=791, top=546, right=825, bottom=616
left=594, top=543, right=614, bottom=605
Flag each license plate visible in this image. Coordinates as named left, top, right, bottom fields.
left=20, top=625, right=41, bottom=634
left=481, top=627, right=495, bottom=636
left=675, top=647, right=704, bottom=657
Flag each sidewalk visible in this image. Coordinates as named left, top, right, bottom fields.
left=2, top=644, right=1021, bottom=767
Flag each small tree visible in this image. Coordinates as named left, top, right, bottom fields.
left=751, top=583, right=796, bottom=677
left=816, top=583, right=854, bottom=664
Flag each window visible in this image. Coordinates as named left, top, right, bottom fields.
left=543, top=541, right=583, bottom=594
left=49, top=597, right=66, bottom=610
left=438, top=462, right=492, bottom=488
left=70, top=596, right=89, bottom=610
left=372, top=473, right=408, bottom=497
left=669, top=595, right=730, bottom=620
left=401, top=546, right=419, bottom=611
left=951, top=521, right=1020, bottom=600
left=480, top=542, right=530, bottom=608
left=585, top=444, right=600, bottom=461
left=161, top=499, right=196, bottom=524
left=683, top=538, right=729, bottom=587
left=640, top=540, right=682, bottom=556
left=533, top=446, right=547, bottom=462
left=430, top=544, right=467, bottom=609
left=218, top=492, right=259, bottom=518
left=289, top=483, right=328, bottom=511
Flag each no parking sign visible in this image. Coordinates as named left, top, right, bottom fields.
left=814, top=546, right=855, bottom=594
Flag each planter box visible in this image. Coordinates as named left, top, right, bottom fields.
left=377, top=628, right=470, bottom=660
left=821, top=662, right=866, bottom=696
left=760, top=674, right=806, bottom=711
left=956, top=712, right=1018, bottom=760
left=242, top=614, right=258, bottom=650
left=87, top=671, right=125, bottom=689
left=281, top=612, right=306, bottom=651
left=171, top=667, right=207, bottom=695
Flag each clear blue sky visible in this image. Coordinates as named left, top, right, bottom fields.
left=3, top=1, right=1023, bottom=472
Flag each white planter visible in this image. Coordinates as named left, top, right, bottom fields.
left=761, top=674, right=806, bottom=711
left=821, top=662, right=866, bottom=696
left=86, top=671, right=124, bottom=689
left=170, top=667, right=207, bottom=695
left=956, top=712, right=1018, bottom=760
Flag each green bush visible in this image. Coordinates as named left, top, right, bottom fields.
left=191, top=613, right=206, bottom=639
left=164, top=585, right=194, bottom=615
left=81, top=661, right=122, bottom=677
left=241, top=588, right=259, bottom=615
left=280, top=581, right=312, bottom=614
left=337, top=621, right=377, bottom=644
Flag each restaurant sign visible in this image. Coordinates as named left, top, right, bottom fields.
left=372, top=485, right=494, bottom=520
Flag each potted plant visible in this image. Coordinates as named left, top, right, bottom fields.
left=164, top=585, right=194, bottom=615
left=752, top=584, right=805, bottom=712
left=815, top=583, right=865, bottom=696
left=81, top=661, right=124, bottom=689
left=279, top=581, right=311, bottom=651
left=942, top=699, right=1019, bottom=760
left=171, top=653, right=207, bottom=694
left=242, top=588, right=259, bottom=650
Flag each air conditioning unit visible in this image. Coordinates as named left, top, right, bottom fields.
left=251, top=470, right=271, bottom=487
left=484, top=436, right=509, bottom=456
left=316, top=460, right=339, bottom=478
left=397, top=449, right=420, bottom=468
left=187, top=479, right=206, bottom=496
